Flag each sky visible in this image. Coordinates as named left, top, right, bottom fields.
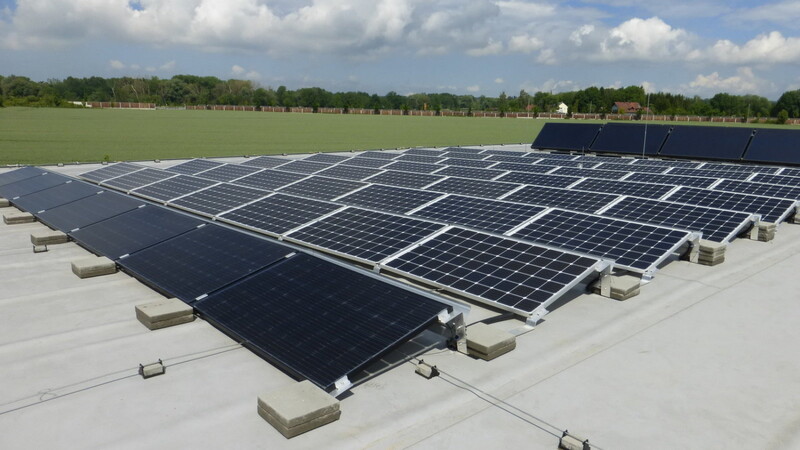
left=1, top=0, right=800, bottom=99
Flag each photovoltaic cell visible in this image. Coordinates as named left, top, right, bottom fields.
left=532, top=123, right=602, bottom=151
left=536, top=159, right=599, bottom=169
left=597, top=162, right=667, bottom=174
left=551, top=167, right=628, bottom=180
left=664, top=187, right=796, bottom=223
left=218, top=193, right=343, bottom=236
left=486, top=155, right=534, bottom=164
left=495, top=172, right=580, bottom=188
left=425, top=177, right=521, bottom=199
left=384, top=227, right=601, bottom=315
left=631, top=159, right=701, bottom=168
left=782, top=168, right=800, bottom=178
left=405, top=148, right=445, bottom=157
left=742, top=128, right=800, bottom=165
left=382, top=161, right=442, bottom=174
left=130, top=175, right=217, bottom=202
left=698, top=163, right=778, bottom=174
left=11, top=181, right=102, bottom=213
left=510, top=208, right=690, bottom=272
left=750, top=173, right=800, bottom=187
left=714, top=179, right=800, bottom=200
left=169, top=183, right=268, bottom=216
left=37, top=191, right=144, bottom=232
left=284, top=207, right=444, bottom=263
left=0, top=172, right=70, bottom=199
left=0, top=166, right=47, bottom=186
left=335, top=184, right=444, bottom=214
left=396, top=154, right=446, bottom=164
left=194, top=253, right=446, bottom=390
left=277, top=176, right=366, bottom=200
left=490, top=162, right=557, bottom=174
left=432, top=166, right=506, bottom=180
left=165, top=159, right=224, bottom=175
left=366, top=170, right=445, bottom=189
left=241, top=156, right=291, bottom=169
left=441, top=152, right=487, bottom=160
left=602, top=197, right=753, bottom=243
left=666, top=168, right=752, bottom=181
left=316, top=165, right=384, bottom=181
left=502, top=185, right=619, bottom=213
left=624, top=172, right=718, bottom=188
left=443, top=147, right=484, bottom=154
left=118, top=224, right=293, bottom=303
left=570, top=178, right=676, bottom=199
left=438, top=158, right=497, bottom=168
left=338, top=157, right=394, bottom=168
left=412, top=195, right=547, bottom=234
left=274, top=160, right=332, bottom=174
left=101, top=168, right=177, bottom=191
left=355, top=151, right=400, bottom=160
left=304, top=153, right=352, bottom=164
left=659, top=126, right=753, bottom=160
left=193, top=164, right=262, bottom=182
left=230, top=169, right=306, bottom=191
left=79, top=163, right=143, bottom=183
left=590, top=123, right=671, bottom=155
left=525, top=152, right=577, bottom=160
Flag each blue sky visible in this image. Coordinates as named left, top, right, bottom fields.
left=2, top=0, right=799, bottom=99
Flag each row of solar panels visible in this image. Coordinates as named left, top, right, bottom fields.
left=532, top=122, right=800, bottom=165
left=0, top=166, right=455, bottom=392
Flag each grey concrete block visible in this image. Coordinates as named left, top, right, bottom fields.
left=0, top=198, right=9, bottom=208
left=71, top=256, right=117, bottom=278
left=30, top=230, right=68, bottom=246
left=3, top=211, right=35, bottom=225
left=136, top=298, right=194, bottom=330
left=139, top=313, right=195, bottom=330
left=466, top=323, right=516, bottom=360
left=258, top=404, right=341, bottom=439
left=591, top=274, right=641, bottom=300
left=258, top=380, right=340, bottom=433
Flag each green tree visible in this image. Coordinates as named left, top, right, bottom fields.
left=773, top=90, right=800, bottom=117
left=777, top=109, right=789, bottom=124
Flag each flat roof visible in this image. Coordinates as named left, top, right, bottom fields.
left=2, top=146, right=800, bottom=449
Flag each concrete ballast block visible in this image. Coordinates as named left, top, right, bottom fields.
left=466, top=323, right=517, bottom=361
left=71, top=256, right=117, bottom=278
left=591, top=274, right=641, bottom=300
left=30, top=230, right=68, bottom=246
left=135, top=297, right=195, bottom=330
left=258, top=380, right=341, bottom=438
left=3, top=211, right=35, bottom=225
left=0, top=198, right=9, bottom=207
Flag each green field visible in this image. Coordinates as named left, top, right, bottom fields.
left=0, top=107, right=792, bottom=165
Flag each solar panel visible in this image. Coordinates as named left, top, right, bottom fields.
left=597, top=162, right=667, bottom=174
left=666, top=168, right=751, bottom=181
left=750, top=173, right=800, bottom=187
left=495, top=172, right=580, bottom=188
left=335, top=184, right=444, bottom=214
left=536, top=159, right=599, bottom=168
left=240, top=156, right=291, bottom=169
left=663, top=187, right=797, bottom=223
left=37, top=191, right=144, bottom=232
left=0, top=172, right=70, bottom=199
left=551, top=167, right=628, bottom=180
left=130, top=175, right=218, bottom=202
left=118, top=224, right=293, bottom=303
left=481, top=149, right=529, bottom=156
left=412, top=195, right=547, bottom=234
left=284, top=207, right=445, bottom=263
left=274, top=160, right=332, bottom=174
left=425, top=177, right=521, bottom=199
left=218, top=193, right=343, bottom=236
left=526, top=152, right=577, bottom=160
left=396, top=154, right=446, bottom=164
left=698, top=163, right=778, bottom=174
left=660, top=126, right=753, bottom=160
left=782, top=168, right=800, bottom=177
left=570, top=178, right=676, bottom=199
left=304, top=153, right=352, bottom=164
left=230, top=169, right=306, bottom=191
left=590, top=123, right=671, bottom=155
left=631, top=159, right=701, bottom=168
left=405, top=148, right=445, bottom=156
left=383, top=227, right=602, bottom=316
left=79, top=163, right=143, bottom=183
left=501, top=185, right=619, bottom=213
left=432, top=166, right=506, bottom=180
left=193, top=164, right=262, bottom=182
left=169, top=183, right=268, bottom=216
left=510, top=208, right=691, bottom=272
left=355, top=151, right=400, bottom=160
left=101, top=168, right=177, bottom=192
left=443, top=147, right=484, bottom=154
left=532, top=123, right=602, bottom=151
left=572, top=155, right=628, bottom=163
left=194, top=253, right=446, bottom=391
left=10, top=180, right=102, bottom=213
left=439, top=158, right=497, bottom=168
left=601, top=197, right=754, bottom=243
left=70, top=205, right=204, bottom=260
left=382, top=161, right=442, bottom=174
left=742, top=128, right=800, bottom=165
left=316, top=165, right=384, bottom=181
left=624, top=172, right=719, bottom=188
left=714, top=179, right=800, bottom=200
left=366, top=171, right=444, bottom=189
left=486, top=155, right=534, bottom=164
left=276, top=176, right=366, bottom=200
left=441, top=152, right=487, bottom=160
left=491, top=162, right=557, bottom=174
left=165, top=159, right=224, bottom=175
left=339, top=157, right=393, bottom=168
left=0, top=166, right=47, bottom=187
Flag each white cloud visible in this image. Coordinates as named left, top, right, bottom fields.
left=109, top=60, right=125, bottom=70
left=598, top=17, right=693, bottom=61
left=245, top=70, right=262, bottom=81
left=160, top=60, right=176, bottom=71
left=727, top=1, right=800, bottom=28
left=569, top=25, right=594, bottom=46
left=685, top=67, right=774, bottom=95
left=231, top=65, right=246, bottom=76
left=494, top=78, right=504, bottom=84
left=507, top=34, right=543, bottom=53
left=641, top=81, right=656, bottom=94
left=466, top=38, right=503, bottom=56
left=522, top=79, right=581, bottom=94
left=701, top=31, right=800, bottom=64
left=466, top=85, right=480, bottom=92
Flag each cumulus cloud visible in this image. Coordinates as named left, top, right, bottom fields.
left=598, top=17, right=693, bottom=61
left=466, top=85, right=480, bottom=92
left=727, top=1, right=800, bottom=29
left=109, top=60, right=126, bottom=70
left=507, top=34, right=543, bottom=53
left=231, top=64, right=261, bottom=80
left=685, top=67, right=774, bottom=95
left=701, top=31, right=800, bottom=64
left=231, top=65, right=246, bottom=76
left=494, top=78, right=504, bottom=84
left=466, top=39, right=503, bottom=56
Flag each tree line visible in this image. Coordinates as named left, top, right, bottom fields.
left=1, top=74, right=799, bottom=118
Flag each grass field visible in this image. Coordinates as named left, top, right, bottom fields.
left=0, top=107, right=792, bottom=165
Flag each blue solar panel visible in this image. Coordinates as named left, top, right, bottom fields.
left=316, top=165, right=384, bottom=181
left=339, top=157, right=394, bottom=168
left=382, top=161, right=442, bottom=174
left=396, top=154, right=446, bottom=164
left=502, top=185, right=619, bottom=213
left=193, top=164, right=262, bottom=182
left=625, top=172, right=718, bottom=188
left=304, top=153, right=351, bottom=164
left=630, top=159, right=701, bottom=168
left=495, top=172, right=580, bottom=188
left=532, top=123, right=602, bottom=151
left=240, top=156, right=291, bottom=169
left=441, top=152, right=487, bottom=160
left=0, top=172, right=70, bottom=199
left=664, top=186, right=796, bottom=223
left=101, top=168, right=177, bottom=192
left=590, top=123, right=671, bottom=155
left=743, top=128, right=800, bottom=165
left=750, top=173, right=800, bottom=187
left=218, top=193, right=343, bottom=236
left=714, top=179, right=800, bottom=200
left=275, top=160, right=333, bottom=174
left=0, top=166, right=48, bottom=187
left=169, top=183, right=268, bottom=216
left=356, top=151, right=400, bottom=160
left=536, top=159, right=599, bottom=168
left=432, top=166, right=506, bottom=180
left=412, top=195, right=547, bottom=234
left=130, top=175, right=217, bottom=202
left=10, top=180, right=102, bottom=213
left=491, top=162, right=558, bottom=174
left=439, top=158, right=497, bottom=168
left=366, top=171, right=445, bottom=189
left=660, top=126, right=753, bottom=161
left=425, top=177, right=521, bottom=199
left=486, top=155, right=534, bottom=164
left=698, top=163, right=778, bottom=174
left=667, top=168, right=752, bottom=180
left=165, top=159, right=225, bottom=175
left=335, top=184, right=443, bottom=214
left=37, top=191, right=144, bottom=232
left=405, top=148, right=445, bottom=157
left=276, top=176, right=366, bottom=200
left=596, top=162, right=667, bottom=174
left=79, top=163, right=143, bottom=183
left=551, top=167, right=628, bottom=180
left=231, top=169, right=307, bottom=191
left=570, top=178, right=676, bottom=199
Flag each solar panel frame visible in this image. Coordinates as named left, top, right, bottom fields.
left=36, top=191, right=145, bottom=232
left=0, top=172, right=70, bottom=199
left=365, top=170, right=445, bottom=189
left=425, top=177, right=522, bottom=199
left=750, top=173, right=800, bottom=187
left=276, top=176, right=367, bottom=200
left=316, top=165, right=384, bottom=181
left=334, top=184, right=445, bottom=214
left=273, top=160, right=333, bottom=174
left=570, top=178, right=677, bottom=199
left=229, top=169, right=307, bottom=191
left=100, top=168, right=178, bottom=192
left=165, top=159, right=225, bottom=175
left=79, top=162, right=144, bottom=183
left=501, top=185, right=620, bottom=213
left=431, top=166, right=507, bottom=180
left=0, top=166, right=48, bottom=186
left=495, top=172, right=581, bottom=188
left=168, top=183, right=269, bottom=217
left=624, top=172, right=719, bottom=188
left=10, top=180, right=103, bottom=213
left=662, top=186, right=797, bottom=223
left=130, top=175, right=218, bottom=203
left=665, top=168, right=753, bottom=181
left=779, top=168, right=800, bottom=178
left=713, top=179, right=800, bottom=200
left=191, top=164, right=263, bottom=182
left=698, top=163, right=779, bottom=174
left=411, top=194, right=548, bottom=234
left=217, top=193, right=345, bottom=237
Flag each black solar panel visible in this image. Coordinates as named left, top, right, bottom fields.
left=491, top=162, right=558, bottom=174
left=439, top=158, right=497, bottom=168
left=130, top=175, right=217, bottom=202
left=384, top=227, right=601, bottom=315
left=101, top=168, right=177, bottom=191
left=356, top=151, right=400, bottom=160
left=572, top=155, right=627, bottom=163
left=714, top=179, right=800, bottom=200
left=443, top=147, right=484, bottom=154
left=274, top=160, right=332, bottom=174
left=218, top=193, right=343, bottom=236
left=551, top=167, right=628, bottom=180
left=339, top=157, right=393, bottom=168
left=782, top=168, right=800, bottom=178
left=742, top=129, right=800, bottom=165
left=536, top=159, right=599, bottom=169
left=405, top=148, right=445, bottom=156
left=625, top=172, right=718, bottom=188
left=79, top=163, right=143, bottom=183
left=170, top=183, right=268, bottom=216
left=194, top=253, right=446, bottom=390
left=511, top=209, right=691, bottom=272
left=165, top=159, right=224, bottom=175
left=750, top=173, right=800, bottom=187
left=396, top=154, right=446, bottom=164
left=11, top=180, right=102, bottom=213
left=231, top=169, right=307, bottom=191
left=495, top=172, right=580, bottom=188
left=698, top=163, right=778, bottom=174
left=425, top=177, right=521, bottom=199
left=667, top=167, right=752, bottom=180
left=118, top=224, right=293, bottom=303
left=481, top=149, right=529, bottom=156
left=382, top=161, right=442, bottom=174
left=240, top=156, right=291, bottom=169
left=597, top=162, right=667, bottom=174
left=193, top=164, right=262, bottom=182
left=571, top=178, right=676, bottom=199
left=532, top=123, right=601, bottom=151
left=0, top=166, right=47, bottom=186
left=590, top=123, right=671, bottom=155
left=660, top=126, right=753, bottom=161
left=486, top=155, right=533, bottom=164
left=335, top=184, right=443, bottom=214
left=37, top=191, right=144, bottom=232
left=276, top=176, right=366, bottom=200
left=502, top=185, right=619, bottom=213
left=602, top=197, right=753, bottom=243
left=441, top=152, right=487, bottom=160
left=526, top=152, right=577, bottom=160
left=432, top=166, right=506, bottom=180
left=304, top=153, right=351, bottom=164
left=70, top=205, right=204, bottom=259
left=284, top=208, right=444, bottom=263
left=366, top=171, right=445, bottom=189
left=412, top=195, right=547, bottom=234
left=316, top=165, right=384, bottom=181
left=664, top=187, right=796, bottom=223
left=631, top=159, right=701, bottom=168
left=0, top=172, right=70, bottom=199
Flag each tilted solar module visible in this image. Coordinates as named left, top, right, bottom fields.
left=366, top=170, right=445, bottom=189
left=714, top=179, right=800, bottom=200
left=273, top=160, right=333, bottom=174
left=79, top=162, right=143, bottom=183
left=663, top=187, right=797, bottom=223
left=570, top=178, right=676, bottom=199
left=491, top=162, right=558, bottom=174
left=572, top=155, right=629, bottom=163
left=37, top=191, right=145, bottom=232
left=194, top=253, right=448, bottom=391
left=230, top=169, right=307, bottom=191
left=192, top=164, right=262, bottom=182
left=0, top=166, right=47, bottom=187
left=0, top=172, right=70, bottom=199
left=536, top=159, right=599, bottom=168
left=438, top=158, right=497, bottom=168
left=425, top=177, right=521, bottom=199
left=486, top=155, right=534, bottom=164
left=782, top=168, right=800, bottom=178
left=698, top=163, right=779, bottom=174
left=742, top=128, right=800, bottom=165
left=481, top=149, right=529, bottom=156
left=551, top=167, right=628, bottom=180
left=659, top=126, right=753, bottom=161
left=169, top=183, right=268, bottom=216
left=601, top=197, right=754, bottom=243
left=283, top=207, right=445, bottom=264
left=590, top=123, right=671, bottom=155
left=118, top=224, right=294, bottom=303
left=411, top=195, right=547, bottom=234
left=338, top=157, right=394, bottom=168
left=101, top=168, right=177, bottom=192
left=624, top=172, right=719, bottom=188
left=382, top=161, right=442, bottom=174
left=383, top=227, right=603, bottom=316
left=440, top=152, right=487, bottom=160
left=501, top=185, right=619, bottom=213
left=276, top=176, right=366, bottom=200
left=240, top=156, right=291, bottom=169
left=334, top=184, right=444, bottom=214
left=662, top=168, right=752, bottom=181
left=532, top=123, right=602, bottom=151
left=596, top=162, right=668, bottom=174
left=396, top=154, right=446, bottom=164
left=130, top=175, right=218, bottom=202
left=11, top=180, right=102, bottom=213
left=218, top=193, right=343, bottom=236
left=750, top=173, right=800, bottom=187
left=443, top=147, right=484, bottom=154
left=304, top=153, right=352, bottom=164
left=525, top=152, right=577, bottom=160
left=316, top=165, right=384, bottom=181
left=509, top=208, right=693, bottom=273
left=165, top=159, right=225, bottom=175
left=70, top=205, right=204, bottom=259
left=355, top=151, right=400, bottom=160
left=405, top=148, right=445, bottom=156
left=631, top=159, right=702, bottom=168
left=432, top=166, right=506, bottom=180
left=495, top=172, right=580, bottom=188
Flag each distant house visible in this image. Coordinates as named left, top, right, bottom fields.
left=557, top=102, right=568, bottom=114
left=611, top=102, right=650, bottom=114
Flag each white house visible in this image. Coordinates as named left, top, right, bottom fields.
left=557, top=102, right=568, bottom=114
